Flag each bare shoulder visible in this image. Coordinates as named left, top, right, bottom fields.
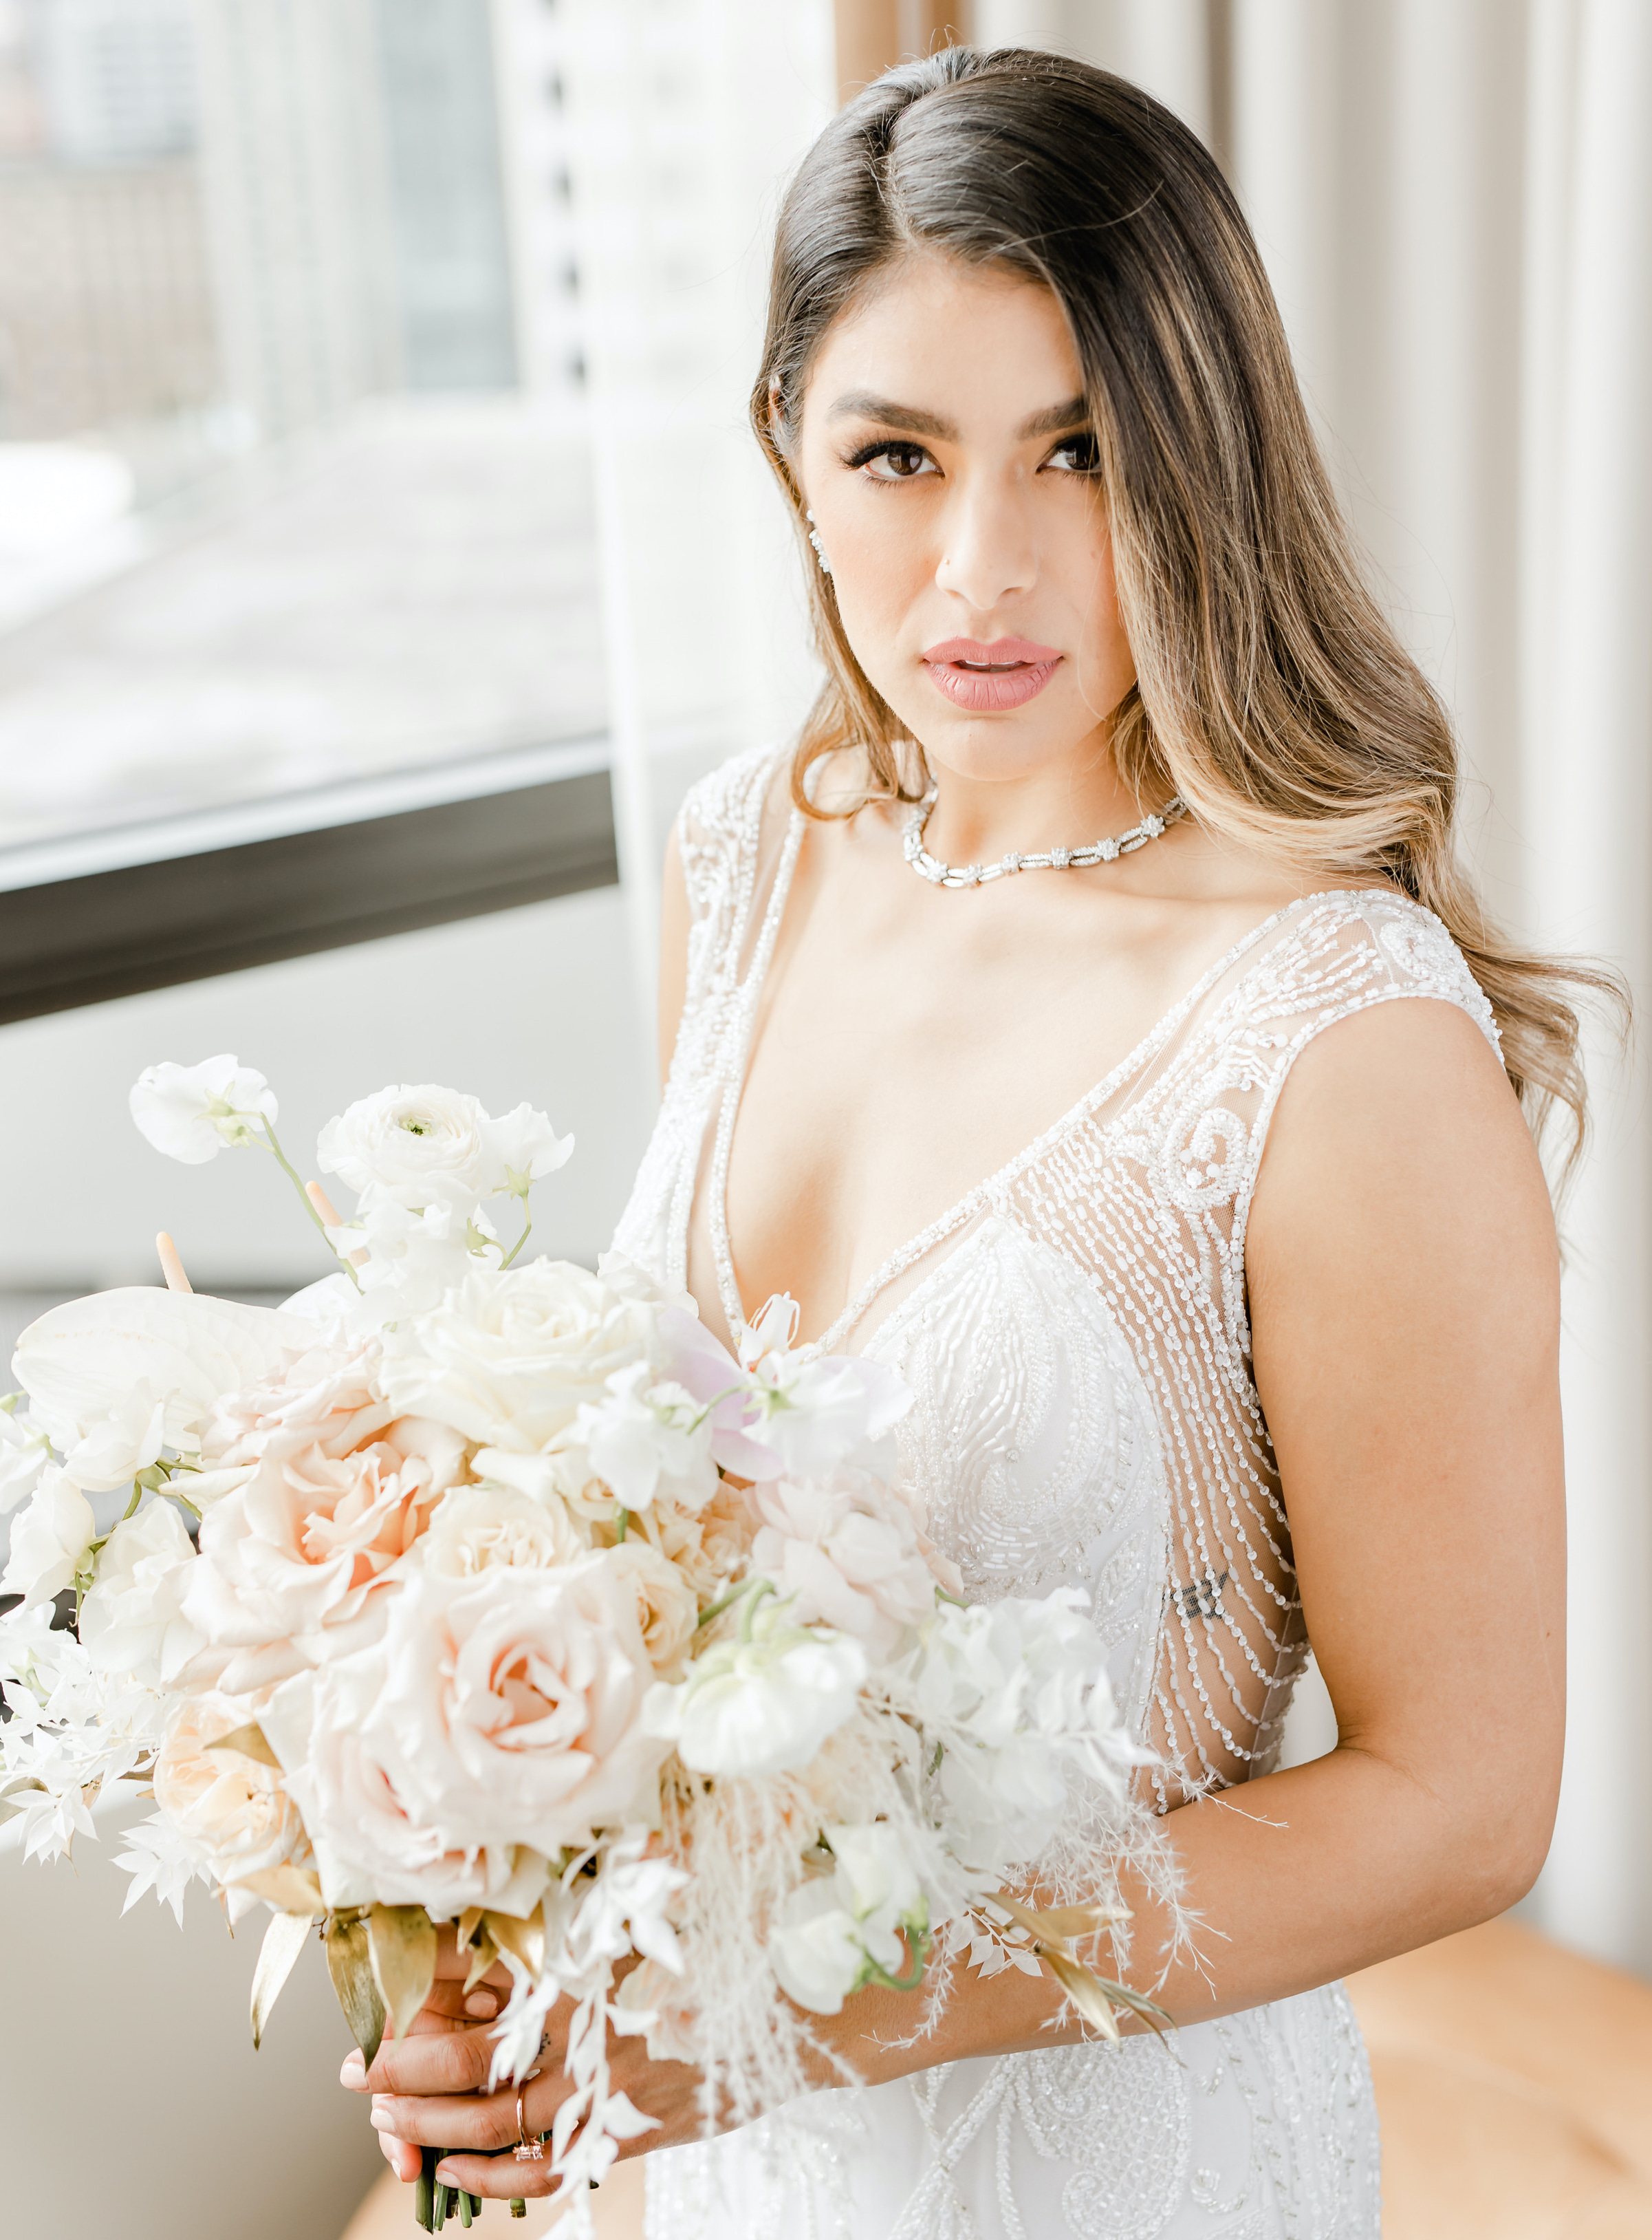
left=1248, top=990, right=1559, bottom=1337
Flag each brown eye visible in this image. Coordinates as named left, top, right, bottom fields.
left=855, top=441, right=939, bottom=482
left=1047, top=433, right=1101, bottom=475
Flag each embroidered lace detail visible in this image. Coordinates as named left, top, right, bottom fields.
left=616, top=748, right=1477, bottom=2237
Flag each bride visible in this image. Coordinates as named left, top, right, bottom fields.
left=351, top=47, right=1580, bottom=2237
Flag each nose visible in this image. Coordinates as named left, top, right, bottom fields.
left=933, top=470, right=1038, bottom=612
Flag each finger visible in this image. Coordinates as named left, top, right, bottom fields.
left=357, top=2024, right=497, bottom=2098
left=420, top=1981, right=504, bottom=2025
left=378, top=2129, right=422, bottom=2184
left=370, top=2089, right=521, bottom=2155
left=431, top=2151, right=562, bottom=2201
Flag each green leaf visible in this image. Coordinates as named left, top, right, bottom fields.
left=325, top=1912, right=387, bottom=2068
left=368, top=1904, right=437, bottom=2046
left=250, top=1908, right=314, bottom=2049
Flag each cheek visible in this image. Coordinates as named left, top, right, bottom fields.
left=826, top=513, right=932, bottom=685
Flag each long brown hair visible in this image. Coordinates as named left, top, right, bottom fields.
left=751, top=45, right=1616, bottom=1170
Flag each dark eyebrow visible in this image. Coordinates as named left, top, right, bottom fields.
left=825, top=390, right=1091, bottom=443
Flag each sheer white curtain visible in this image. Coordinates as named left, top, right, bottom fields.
left=552, top=0, right=1652, bottom=1970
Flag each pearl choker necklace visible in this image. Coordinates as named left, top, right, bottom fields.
left=902, top=787, right=1188, bottom=890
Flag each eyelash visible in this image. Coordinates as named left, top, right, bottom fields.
left=841, top=435, right=1101, bottom=480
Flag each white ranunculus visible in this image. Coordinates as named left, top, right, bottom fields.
left=78, top=1497, right=202, bottom=1685
left=378, top=1259, right=663, bottom=1454
left=129, top=1055, right=278, bottom=1163
left=570, top=1364, right=717, bottom=1513
left=767, top=1880, right=869, bottom=2014
left=645, top=1600, right=867, bottom=1778
left=486, top=1102, right=574, bottom=1194
left=14, top=1290, right=314, bottom=1489
left=0, top=1467, right=96, bottom=1605
left=318, top=1084, right=495, bottom=1214
left=0, top=1404, right=53, bottom=1514
left=416, top=1481, right=587, bottom=1577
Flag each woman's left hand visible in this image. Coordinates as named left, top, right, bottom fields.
left=340, top=1935, right=706, bottom=2199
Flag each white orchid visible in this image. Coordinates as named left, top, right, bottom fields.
left=0, top=1468, right=96, bottom=1606
left=644, top=1591, right=867, bottom=1778
left=570, top=1362, right=717, bottom=1514
left=129, top=1055, right=277, bottom=1163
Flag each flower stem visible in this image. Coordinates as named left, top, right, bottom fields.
left=510, top=2202, right=526, bottom=2219
left=613, top=1504, right=630, bottom=1543
left=415, top=2148, right=436, bottom=2230
left=254, top=1121, right=362, bottom=1291
left=498, top=1203, right=532, bottom=1271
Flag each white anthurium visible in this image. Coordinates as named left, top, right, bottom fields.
left=78, top=1497, right=203, bottom=1686
left=643, top=1595, right=867, bottom=1778
left=13, top=1290, right=314, bottom=1478
left=129, top=1055, right=278, bottom=1163
left=0, top=1401, right=53, bottom=1514
left=0, top=1467, right=96, bottom=1606
left=569, top=1362, right=718, bottom=1513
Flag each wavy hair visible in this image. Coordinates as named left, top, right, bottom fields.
left=751, top=45, right=1616, bottom=1171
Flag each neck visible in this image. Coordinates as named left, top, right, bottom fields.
left=916, top=747, right=1152, bottom=868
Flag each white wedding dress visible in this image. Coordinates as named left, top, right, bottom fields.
left=611, top=746, right=1501, bottom=2240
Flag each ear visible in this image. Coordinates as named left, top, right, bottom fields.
left=766, top=376, right=791, bottom=453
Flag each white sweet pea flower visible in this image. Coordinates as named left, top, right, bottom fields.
left=486, top=1102, right=574, bottom=1196
left=78, top=1496, right=203, bottom=1686
left=129, top=1055, right=277, bottom=1163
left=644, top=1593, right=867, bottom=1777
left=571, top=1363, right=717, bottom=1513
left=734, top=1293, right=912, bottom=1482
left=57, top=1383, right=166, bottom=1496
left=767, top=1880, right=867, bottom=2014
left=748, top=1465, right=940, bottom=1661
left=317, top=1084, right=496, bottom=1214
left=770, top=1822, right=930, bottom=2014
left=0, top=1467, right=96, bottom=1606
left=0, top=1400, right=53, bottom=1515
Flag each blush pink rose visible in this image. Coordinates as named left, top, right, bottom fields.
left=182, top=1339, right=466, bottom=1691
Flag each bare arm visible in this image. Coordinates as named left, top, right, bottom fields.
left=356, top=996, right=1567, bottom=2188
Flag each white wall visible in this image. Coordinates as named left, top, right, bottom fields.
left=0, top=881, right=655, bottom=1294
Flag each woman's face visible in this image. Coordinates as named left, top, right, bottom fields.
left=792, top=253, right=1136, bottom=788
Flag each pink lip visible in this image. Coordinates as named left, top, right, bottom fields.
left=922, top=636, right=1064, bottom=713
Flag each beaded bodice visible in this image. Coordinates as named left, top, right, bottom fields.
left=613, top=745, right=1501, bottom=1813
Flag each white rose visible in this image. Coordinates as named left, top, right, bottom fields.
left=378, top=1259, right=662, bottom=1454
left=129, top=1054, right=277, bottom=1163
left=417, top=1482, right=588, bottom=1577
left=0, top=1467, right=96, bottom=1605
left=259, top=1654, right=552, bottom=1919
left=14, top=1289, right=316, bottom=1491
left=318, top=1084, right=494, bottom=1214
left=262, top=1558, right=669, bottom=1913
left=604, top=1538, right=699, bottom=1677
left=79, top=1497, right=202, bottom=1685
left=767, top=1881, right=868, bottom=2014
left=570, top=1364, right=717, bottom=1513
left=646, top=1600, right=867, bottom=1777
left=748, top=1466, right=939, bottom=1661
left=486, top=1103, right=574, bottom=1193
left=153, top=1694, right=309, bottom=1924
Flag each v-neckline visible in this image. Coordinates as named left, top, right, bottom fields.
left=704, top=804, right=1380, bottom=1359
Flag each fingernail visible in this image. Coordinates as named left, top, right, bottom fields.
left=465, top=1990, right=499, bottom=2017
left=340, top=2049, right=365, bottom=2084
left=435, top=2164, right=459, bottom=2185
left=369, top=2108, right=395, bottom=2133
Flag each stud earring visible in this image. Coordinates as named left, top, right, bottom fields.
left=805, top=508, right=832, bottom=577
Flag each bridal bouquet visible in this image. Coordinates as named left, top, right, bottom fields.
left=0, top=1057, right=1164, bottom=2226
